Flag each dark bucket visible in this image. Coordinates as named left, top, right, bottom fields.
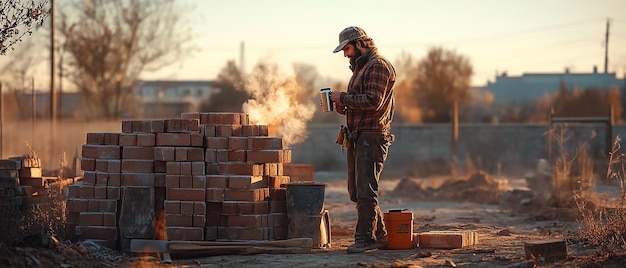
left=285, top=182, right=330, bottom=248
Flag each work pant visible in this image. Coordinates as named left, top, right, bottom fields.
left=347, top=131, right=393, bottom=243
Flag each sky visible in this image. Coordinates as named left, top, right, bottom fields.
left=141, top=0, right=626, bottom=87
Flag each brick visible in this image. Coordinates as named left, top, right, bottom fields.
left=86, top=133, right=105, bottom=145
left=228, top=137, right=248, bottom=150
left=268, top=188, right=287, bottom=201
left=222, top=201, right=268, bottom=215
left=165, top=175, right=180, bottom=188
left=187, top=148, right=204, bottom=161
left=119, top=133, right=137, bottom=146
left=247, top=150, right=289, bottom=163
left=95, top=159, right=108, bottom=172
left=107, top=160, right=121, bottom=173
left=220, top=214, right=266, bottom=227
left=204, top=149, right=217, bottom=163
left=193, top=215, right=206, bottom=227
left=121, top=120, right=133, bottom=133
left=165, top=214, right=193, bottom=227
left=123, top=146, right=155, bottom=160
left=205, top=163, right=218, bottom=175
left=224, top=188, right=269, bottom=202
left=165, top=227, right=203, bottom=241
left=228, top=150, right=246, bottom=162
left=193, top=202, right=206, bottom=215
left=165, top=118, right=200, bottom=133
left=104, top=133, right=120, bottom=145
left=121, top=173, right=155, bottom=187
left=205, top=188, right=224, bottom=202
left=216, top=149, right=229, bottom=162
left=67, top=184, right=80, bottom=198
left=155, top=173, right=166, bottom=187
left=202, top=125, right=216, bottom=137
left=107, top=186, right=121, bottom=200
left=190, top=133, right=204, bottom=147
left=154, top=147, right=175, bottom=161
left=81, top=158, right=95, bottom=171
left=79, top=212, right=103, bottom=226
left=179, top=175, right=193, bottom=188
left=100, top=199, right=117, bottom=213
left=218, top=226, right=267, bottom=240
left=268, top=175, right=290, bottom=188
left=102, top=212, right=116, bottom=226
left=191, top=162, right=205, bottom=176
left=79, top=185, right=94, bottom=199
left=66, top=198, right=88, bottom=213
left=218, top=162, right=264, bottom=176
left=228, top=175, right=267, bottom=189
left=82, top=145, right=121, bottom=159
left=136, top=133, right=156, bottom=147
left=166, top=162, right=181, bottom=175
left=166, top=188, right=205, bottom=201
left=205, top=226, right=218, bottom=240
left=121, top=159, right=154, bottom=173
left=418, top=231, right=478, bottom=249
left=181, top=201, right=194, bottom=215
left=76, top=226, right=118, bottom=240
left=241, top=125, right=259, bottom=136
left=164, top=200, right=181, bottom=214
left=94, top=186, right=107, bottom=199
left=156, top=133, right=191, bottom=146
left=175, top=147, right=188, bottom=161
left=206, top=202, right=222, bottom=214
left=215, top=125, right=232, bottom=137
left=108, top=173, right=121, bottom=186
left=150, top=120, right=165, bottom=133
left=248, top=137, right=284, bottom=150
left=205, top=137, right=228, bottom=149
left=192, top=175, right=206, bottom=188
left=154, top=160, right=167, bottom=173
left=205, top=175, right=228, bottom=188
left=269, top=200, right=287, bottom=213
left=283, top=164, right=313, bottom=182
left=258, top=125, right=269, bottom=136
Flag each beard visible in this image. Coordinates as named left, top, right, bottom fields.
left=349, top=48, right=362, bottom=70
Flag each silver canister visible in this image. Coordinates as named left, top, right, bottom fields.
left=320, top=88, right=333, bottom=112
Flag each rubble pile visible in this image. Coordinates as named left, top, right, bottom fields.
left=391, top=172, right=502, bottom=204
left=66, top=112, right=295, bottom=251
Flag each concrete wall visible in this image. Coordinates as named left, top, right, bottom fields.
left=291, top=123, right=626, bottom=178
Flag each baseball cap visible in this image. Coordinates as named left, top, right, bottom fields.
left=332, top=26, right=367, bottom=53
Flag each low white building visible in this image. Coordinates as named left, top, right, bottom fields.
left=134, top=80, right=218, bottom=117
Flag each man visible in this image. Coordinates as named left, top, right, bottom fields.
left=329, top=26, right=396, bottom=254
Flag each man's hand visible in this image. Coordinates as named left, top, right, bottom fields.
left=330, top=91, right=346, bottom=114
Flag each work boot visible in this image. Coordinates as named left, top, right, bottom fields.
left=346, top=241, right=378, bottom=254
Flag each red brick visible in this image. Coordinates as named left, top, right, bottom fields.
left=79, top=185, right=94, bottom=199
left=222, top=201, right=268, bottom=215
left=180, top=162, right=192, bottom=176
left=206, top=113, right=242, bottom=125
left=95, top=159, right=108, bottom=172
left=220, top=214, right=266, bottom=227
left=194, top=201, right=206, bottom=215
left=248, top=137, right=284, bottom=150
left=231, top=124, right=242, bottom=136
left=165, top=175, right=180, bottom=188
left=228, top=175, right=267, bottom=189
left=192, top=162, right=205, bottom=176
left=66, top=198, right=88, bottom=213
left=121, top=120, right=133, bottom=133
left=247, top=150, right=289, bottom=163
left=175, top=147, right=188, bottom=161
left=218, top=162, right=264, bottom=176
left=154, top=160, right=167, bottom=173
left=228, top=137, right=248, bottom=150
left=192, top=175, right=206, bottom=188
left=224, top=188, right=269, bottom=201
left=205, top=188, right=224, bottom=202
left=258, top=125, right=269, bottom=136
left=100, top=199, right=117, bottom=213
left=179, top=175, right=193, bottom=188
left=181, top=201, right=194, bottom=215
left=166, top=188, right=205, bottom=201
left=166, top=162, right=181, bottom=175
left=205, top=174, right=228, bottom=188
left=83, top=171, right=96, bottom=185
left=156, top=133, right=191, bottom=146
left=165, top=214, right=193, bottom=227
left=79, top=212, right=103, bottom=226
left=154, top=147, right=175, bottom=161
left=107, top=160, right=121, bottom=173
left=67, top=184, right=80, bottom=198
left=121, top=159, right=154, bottom=173
left=150, top=120, right=165, bottom=133
left=193, top=215, right=206, bottom=227
left=107, top=186, right=120, bottom=200
left=205, top=149, right=217, bottom=162
left=86, top=133, right=105, bottom=145
left=76, top=226, right=118, bottom=240
left=164, top=200, right=181, bottom=214
left=205, top=163, right=218, bottom=175
left=268, top=188, right=287, bottom=201
left=205, top=137, right=228, bottom=149
left=267, top=175, right=290, bottom=188
left=104, top=133, right=120, bottom=145
left=136, top=133, right=156, bottom=147
left=241, top=125, right=259, bottom=136
left=165, top=118, right=200, bottom=133
left=82, top=145, right=121, bottom=159
left=202, top=125, right=216, bottom=137
left=187, top=148, right=204, bottom=161
left=228, top=150, right=246, bottom=162
left=206, top=202, right=222, bottom=214
left=269, top=201, right=287, bottom=213
left=217, top=226, right=267, bottom=240
left=190, top=133, right=204, bottom=147
left=165, top=226, right=203, bottom=241
left=81, top=158, right=95, bottom=171
left=216, top=149, right=229, bottom=162
left=123, top=146, right=155, bottom=160
left=102, top=212, right=116, bottom=226
left=108, top=173, right=121, bottom=186
left=121, top=173, right=155, bottom=187
left=119, top=133, right=137, bottom=146
left=215, top=125, right=232, bottom=137
left=94, top=186, right=107, bottom=199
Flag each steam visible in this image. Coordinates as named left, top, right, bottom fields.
left=242, top=62, right=316, bottom=147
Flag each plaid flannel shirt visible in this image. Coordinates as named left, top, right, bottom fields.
left=340, top=48, right=396, bottom=133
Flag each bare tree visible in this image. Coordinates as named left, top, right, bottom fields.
left=58, top=0, right=192, bottom=119
left=400, top=47, right=473, bottom=123
left=0, top=0, right=49, bottom=55
left=200, top=60, right=250, bottom=112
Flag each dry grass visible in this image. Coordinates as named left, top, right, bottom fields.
left=575, top=136, right=626, bottom=249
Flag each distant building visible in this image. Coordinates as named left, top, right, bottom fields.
left=486, top=66, right=624, bottom=106
left=18, top=91, right=84, bottom=119
left=134, top=80, right=218, bottom=117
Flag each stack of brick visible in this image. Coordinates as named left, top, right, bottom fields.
left=0, top=159, right=26, bottom=211
left=66, top=112, right=294, bottom=249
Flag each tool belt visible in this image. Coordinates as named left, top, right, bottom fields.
left=335, top=125, right=358, bottom=149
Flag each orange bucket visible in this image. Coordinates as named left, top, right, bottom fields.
left=383, top=210, right=413, bottom=249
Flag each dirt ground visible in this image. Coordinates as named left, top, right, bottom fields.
left=3, top=174, right=626, bottom=268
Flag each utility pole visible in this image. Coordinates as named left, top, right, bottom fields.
left=604, top=17, right=610, bottom=74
